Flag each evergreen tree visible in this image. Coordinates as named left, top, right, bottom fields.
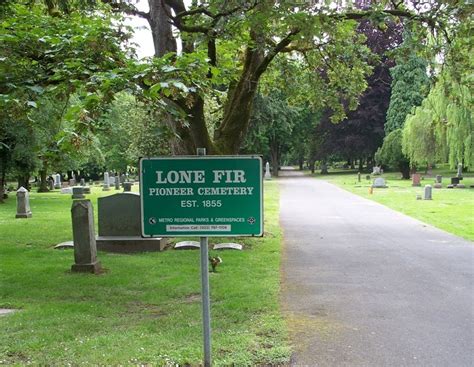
left=385, top=54, right=430, bottom=134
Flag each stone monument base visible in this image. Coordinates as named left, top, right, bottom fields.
left=71, top=261, right=102, bottom=274
left=16, top=212, right=32, bottom=218
left=96, top=236, right=167, bottom=253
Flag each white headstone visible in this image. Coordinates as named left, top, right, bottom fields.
left=264, top=162, right=272, bottom=180
left=372, top=177, right=387, bottom=188
left=103, top=172, right=110, bottom=191
left=15, top=187, right=32, bottom=218
left=54, top=174, right=61, bottom=189
left=213, top=243, right=243, bottom=251
left=457, top=163, right=463, bottom=177
left=174, top=241, right=200, bottom=250
left=372, top=166, right=381, bottom=175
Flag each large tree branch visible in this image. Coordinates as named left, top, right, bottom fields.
left=101, top=0, right=150, bottom=20
left=255, top=28, right=300, bottom=77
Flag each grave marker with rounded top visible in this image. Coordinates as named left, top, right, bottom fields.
left=115, top=175, right=120, bottom=190
left=457, top=163, right=463, bottom=178
left=423, top=185, right=432, bottom=200
left=15, top=187, right=32, bottom=218
left=54, top=174, right=61, bottom=189
left=71, top=199, right=101, bottom=274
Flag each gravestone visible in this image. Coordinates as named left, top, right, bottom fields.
left=372, top=166, right=381, bottom=175
left=72, top=186, right=85, bottom=199
left=123, top=182, right=132, bottom=192
left=71, top=200, right=101, bottom=274
left=457, top=163, right=463, bottom=178
left=80, top=178, right=85, bottom=186
left=412, top=173, right=421, bottom=187
left=61, top=187, right=73, bottom=194
left=83, top=186, right=91, bottom=194
left=89, top=179, right=93, bottom=186
left=451, top=177, right=460, bottom=185
left=213, top=243, right=243, bottom=251
left=54, top=241, right=74, bottom=249
left=54, top=174, right=61, bottom=189
left=120, top=174, right=126, bottom=184
left=102, top=172, right=110, bottom=191
left=96, top=193, right=167, bottom=252
left=114, top=175, right=120, bottom=190
left=109, top=175, right=115, bottom=185
left=372, top=177, right=387, bottom=188
left=69, top=179, right=76, bottom=186
left=15, top=187, right=32, bottom=218
left=48, top=178, right=54, bottom=191
left=264, top=162, right=271, bottom=180
left=423, top=185, right=432, bottom=200
left=435, top=175, right=442, bottom=184
left=174, top=241, right=200, bottom=250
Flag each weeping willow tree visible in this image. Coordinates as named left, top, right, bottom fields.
left=402, top=20, right=473, bottom=170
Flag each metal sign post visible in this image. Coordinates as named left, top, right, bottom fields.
left=197, top=148, right=211, bottom=367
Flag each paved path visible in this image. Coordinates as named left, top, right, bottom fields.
left=279, top=171, right=474, bottom=367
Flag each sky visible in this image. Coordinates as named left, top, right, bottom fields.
left=125, top=1, right=154, bottom=58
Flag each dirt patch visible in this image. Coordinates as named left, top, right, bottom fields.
left=183, top=293, right=201, bottom=303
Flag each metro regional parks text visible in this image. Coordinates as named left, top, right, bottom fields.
left=148, top=186, right=254, bottom=196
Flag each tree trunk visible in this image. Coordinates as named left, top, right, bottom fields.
left=400, top=162, right=410, bottom=179
left=299, top=158, right=304, bottom=170
left=214, top=47, right=265, bottom=154
left=270, top=145, right=279, bottom=177
left=38, top=168, right=49, bottom=192
left=17, top=174, right=29, bottom=190
left=358, top=158, right=363, bottom=172
left=320, top=161, right=328, bottom=174
left=0, top=158, right=5, bottom=204
left=148, top=0, right=176, bottom=57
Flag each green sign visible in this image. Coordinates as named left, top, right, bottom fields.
left=140, top=156, right=263, bottom=237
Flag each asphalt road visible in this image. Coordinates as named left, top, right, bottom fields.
left=279, top=170, right=474, bottom=367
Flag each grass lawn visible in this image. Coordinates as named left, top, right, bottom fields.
left=313, top=166, right=474, bottom=242
left=0, top=182, right=290, bottom=365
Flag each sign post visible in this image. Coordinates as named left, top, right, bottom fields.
left=140, top=153, right=262, bottom=367
left=197, top=148, right=211, bottom=367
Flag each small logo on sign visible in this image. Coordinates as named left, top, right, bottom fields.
left=149, top=217, right=157, bottom=225
left=247, top=217, right=256, bottom=225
